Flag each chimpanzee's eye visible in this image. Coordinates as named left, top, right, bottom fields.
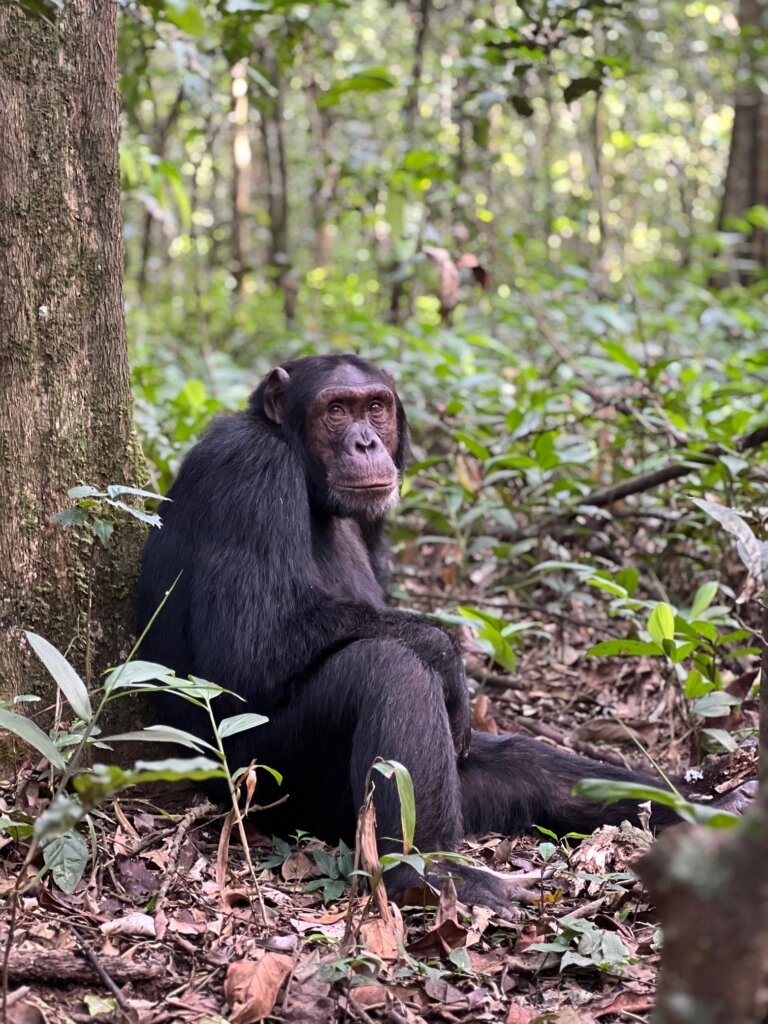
left=328, top=402, right=345, bottom=417
left=369, top=401, right=384, bottom=414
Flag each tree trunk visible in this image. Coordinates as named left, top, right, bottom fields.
left=717, top=0, right=768, bottom=278
left=257, top=48, right=294, bottom=325
left=0, top=2, right=145, bottom=732
left=231, top=60, right=252, bottom=294
left=637, top=600, right=768, bottom=1023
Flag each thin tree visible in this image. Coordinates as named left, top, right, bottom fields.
left=0, top=1, right=145, bottom=716
left=718, top=0, right=768, bottom=278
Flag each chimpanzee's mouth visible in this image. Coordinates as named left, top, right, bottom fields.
left=337, top=481, right=397, bottom=493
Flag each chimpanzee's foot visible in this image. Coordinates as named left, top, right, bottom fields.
left=712, top=779, right=757, bottom=815
left=387, top=860, right=534, bottom=921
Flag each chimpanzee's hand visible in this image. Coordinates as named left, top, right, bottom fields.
left=447, top=686, right=472, bottom=763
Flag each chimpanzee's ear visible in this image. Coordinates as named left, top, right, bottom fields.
left=263, top=367, right=290, bottom=424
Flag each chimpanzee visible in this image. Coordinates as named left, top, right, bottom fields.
left=137, top=354, right=754, bottom=917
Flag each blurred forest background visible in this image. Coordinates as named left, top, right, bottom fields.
left=118, top=0, right=768, bottom=649
left=121, top=0, right=768, bottom=531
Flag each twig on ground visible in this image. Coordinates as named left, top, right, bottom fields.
left=154, top=799, right=217, bottom=914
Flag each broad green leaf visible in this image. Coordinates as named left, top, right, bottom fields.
left=684, top=670, right=714, bottom=698
left=104, top=660, right=177, bottom=692
left=91, top=519, right=113, bottom=547
left=67, top=485, right=102, bottom=500
left=573, top=779, right=738, bottom=828
left=54, top=508, right=88, bottom=527
left=26, top=632, right=92, bottom=721
left=373, top=760, right=416, bottom=853
left=0, top=708, right=66, bottom=769
left=647, top=604, right=675, bottom=645
left=598, top=339, right=640, bottom=375
left=615, top=567, right=639, bottom=597
left=319, top=68, right=396, bottom=108
left=691, top=498, right=764, bottom=579
left=692, top=692, right=741, bottom=718
left=72, top=757, right=226, bottom=804
left=218, top=713, right=269, bottom=738
left=43, top=831, right=88, bottom=893
left=161, top=0, right=205, bottom=35
left=701, top=728, right=738, bottom=752
left=690, top=581, right=719, bottom=619
left=100, top=725, right=214, bottom=751
left=0, top=818, right=34, bottom=841
left=588, top=640, right=663, bottom=657
left=106, top=485, right=168, bottom=501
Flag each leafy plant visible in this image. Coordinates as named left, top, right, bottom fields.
left=529, top=915, right=637, bottom=975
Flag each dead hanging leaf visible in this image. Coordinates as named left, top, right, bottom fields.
left=691, top=497, right=766, bottom=599
left=225, top=953, right=293, bottom=1024
left=423, top=246, right=460, bottom=318
left=435, top=875, right=459, bottom=927
left=456, top=251, right=491, bottom=290
left=216, top=808, right=236, bottom=902
left=471, top=694, right=499, bottom=734
left=354, top=798, right=395, bottom=927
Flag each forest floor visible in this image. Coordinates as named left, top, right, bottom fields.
left=1, top=548, right=758, bottom=1024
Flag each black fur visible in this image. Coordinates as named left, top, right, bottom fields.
left=137, top=354, right=711, bottom=910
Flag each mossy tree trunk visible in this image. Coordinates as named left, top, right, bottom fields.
left=0, top=1, right=145, bottom=726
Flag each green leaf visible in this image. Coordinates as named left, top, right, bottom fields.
left=588, top=639, right=663, bottom=657
left=701, top=728, right=737, bottom=752
left=72, top=757, right=226, bottom=804
left=0, top=709, right=66, bottom=769
left=43, top=831, right=88, bottom=893
left=218, top=713, right=269, bottom=739
left=54, top=508, right=89, bottom=527
left=573, top=778, right=738, bottom=828
left=615, top=568, right=639, bottom=597
left=373, top=760, right=416, bottom=853
left=320, top=68, right=396, bottom=108
left=690, top=581, right=719, bottom=619
left=91, top=519, right=113, bottom=547
left=691, top=498, right=764, bottom=579
left=563, top=76, right=603, bottom=103
left=106, top=485, right=168, bottom=502
left=104, top=660, right=177, bottom=693
left=647, top=604, right=675, bottom=645
left=160, top=0, right=205, bottom=35
left=692, top=692, right=741, bottom=718
left=684, top=670, right=714, bottom=698
left=598, top=339, right=640, bottom=375
left=67, top=485, right=102, bottom=500
left=26, top=632, right=92, bottom=722
left=99, top=725, right=214, bottom=752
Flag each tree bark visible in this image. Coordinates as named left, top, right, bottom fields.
left=230, top=60, right=252, bottom=294
left=257, top=48, right=294, bottom=324
left=0, top=2, right=145, bottom=730
left=718, top=0, right=768, bottom=278
left=637, top=604, right=768, bottom=1023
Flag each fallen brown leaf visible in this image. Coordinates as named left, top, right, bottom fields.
left=225, top=952, right=293, bottom=1023
left=100, top=912, right=156, bottom=938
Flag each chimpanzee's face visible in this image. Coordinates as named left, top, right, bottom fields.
left=304, top=364, right=401, bottom=519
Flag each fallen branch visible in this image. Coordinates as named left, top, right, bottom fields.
left=2, top=948, right=163, bottom=983
left=579, top=422, right=768, bottom=509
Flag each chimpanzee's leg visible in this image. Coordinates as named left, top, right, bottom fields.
left=460, top=731, right=754, bottom=836
left=232, top=639, right=527, bottom=917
